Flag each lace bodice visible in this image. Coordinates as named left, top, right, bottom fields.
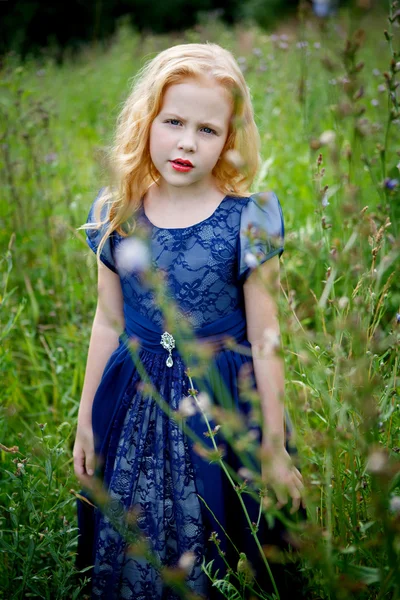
left=85, top=190, right=284, bottom=329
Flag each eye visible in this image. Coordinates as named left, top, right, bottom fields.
left=164, top=119, right=216, bottom=135
left=201, top=126, right=216, bottom=135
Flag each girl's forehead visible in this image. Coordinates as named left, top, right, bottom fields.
left=160, top=78, right=232, bottom=111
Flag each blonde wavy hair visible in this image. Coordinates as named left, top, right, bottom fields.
left=82, top=42, right=262, bottom=260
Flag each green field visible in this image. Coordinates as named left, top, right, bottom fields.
left=1, top=2, right=399, bottom=598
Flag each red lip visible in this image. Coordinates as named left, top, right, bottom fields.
left=170, top=159, right=194, bottom=167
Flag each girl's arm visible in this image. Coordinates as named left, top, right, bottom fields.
left=77, top=262, right=125, bottom=427
left=243, top=255, right=304, bottom=512
left=74, top=262, right=124, bottom=482
left=243, top=254, right=284, bottom=450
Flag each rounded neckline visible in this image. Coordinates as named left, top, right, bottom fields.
left=140, top=194, right=232, bottom=231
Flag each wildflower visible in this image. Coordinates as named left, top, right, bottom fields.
left=338, top=296, right=349, bottom=309
left=396, top=313, right=400, bottom=324
left=366, top=449, right=388, bottom=474
left=178, top=396, right=196, bottom=418
left=244, top=252, right=259, bottom=269
left=44, top=152, right=58, bottom=164
left=115, top=237, right=151, bottom=274
left=261, top=327, right=280, bottom=353
left=389, top=496, right=400, bottom=514
left=195, top=392, right=211, bottom=414
left=223, top=149, right=245, bottom=169
left=321, top=193, right=330, bottom=207
left=384, top=178, right=398, bottom=190
left=238, top=467, right=256, bottom=481
left=209, top=531, right=221, bottom=545
left=378, top=84, right=386, bottom=93
left=371, top=99, right=379, bottom=107
left=178, top=551, right=196, bottom=572
left=314, top=42, right=321, bottom=49
left=372, top=68, right=380, bottom=76
left=319, top=130, right=336, bottom=146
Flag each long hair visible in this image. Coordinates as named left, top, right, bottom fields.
left=82, top=42, right=262, bottom=260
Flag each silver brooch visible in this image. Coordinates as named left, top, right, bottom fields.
left=160, top=331, right=175, bottom=367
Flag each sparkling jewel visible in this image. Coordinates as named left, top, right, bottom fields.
left=160, top=331, right=176, bottom=368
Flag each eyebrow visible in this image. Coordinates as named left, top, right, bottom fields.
left=161, top=113, right=222, bottom=132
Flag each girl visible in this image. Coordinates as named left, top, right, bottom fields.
left=73, top=42, right=305, bottom=600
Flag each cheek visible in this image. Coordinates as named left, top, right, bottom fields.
left=150, top=123, right=171, bottom=153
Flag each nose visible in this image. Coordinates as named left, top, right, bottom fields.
left=177, top=130, right=196, bottom=153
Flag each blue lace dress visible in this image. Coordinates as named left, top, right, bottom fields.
left=76, top=190, right=295, bottom=600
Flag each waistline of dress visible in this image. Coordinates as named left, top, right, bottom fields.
left=121, top=303, right=248, bottom=356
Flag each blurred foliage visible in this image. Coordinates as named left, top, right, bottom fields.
left=0, top=0, right=301, bottom=61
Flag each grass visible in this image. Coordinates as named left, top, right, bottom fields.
left=0, top=1, right=399, bottom=598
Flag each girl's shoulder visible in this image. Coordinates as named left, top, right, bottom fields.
left=240, top=191, right=284, bottom=229
left=226, top=191, right=284, bottom=234
left=237, top=190, right=285, bottom=283
left=84, top=187, right=120, bottom=273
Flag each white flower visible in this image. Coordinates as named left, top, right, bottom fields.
left=238, top=467, right=256, bottom=481
left=178, top=396, right=196, bottom=418
left=223, top=149, right=245, bottom=169
left=366, top=450, right=387, bottom=474
left=262, top=327, right=280, bottom=353
left=389, top=496, right=400, bottom=514
left=321, top=194, right=330, bottom=207
left=244, top=252, right=259, bottom=269
left=178, top=551, right=196, bottom=572
left=319, top=130, right=336, bottom=146
left=195, top=392, right=211, bottom=414
left=115, top=237, right=150, bottom=274
left=338, top=296, right=349, bottom=309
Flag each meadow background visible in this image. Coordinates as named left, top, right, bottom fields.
left=0, top=1, right=399, bottom=598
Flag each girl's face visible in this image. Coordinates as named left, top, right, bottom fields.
left=149, top=77, right=232, bottom=191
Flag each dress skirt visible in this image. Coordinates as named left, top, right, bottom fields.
left=75, top=304, right=301, bottom=600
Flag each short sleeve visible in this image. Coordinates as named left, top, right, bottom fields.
left=85, top=188, right=118, bottom=273
left=238, top=191, right=285, bottom=283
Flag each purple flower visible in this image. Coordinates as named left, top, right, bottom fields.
left=396, top=313, right=400, bottom=324
left=384, top=178, right=398, bottom=190
left=44, top=152, right=58, bottom=164
left=321, top=194, right=330, bottom=207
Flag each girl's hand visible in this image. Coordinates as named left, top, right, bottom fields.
left=261, top=445, right=305, bottom=514
left=73, top=422, right=96, bottom=489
